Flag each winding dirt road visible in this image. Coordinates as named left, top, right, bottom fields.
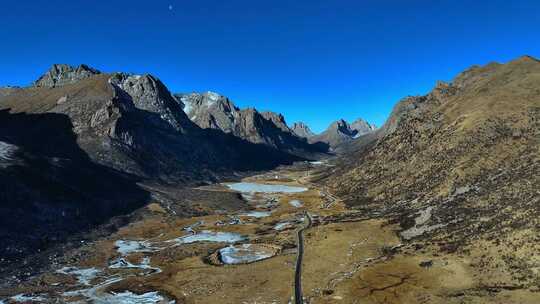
left=294, top=211, right=313, bottom=304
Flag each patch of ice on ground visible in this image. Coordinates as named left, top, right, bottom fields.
left=226, top=182, right=307, bottom=193
left=182, top=220, right=204, bottom=234
left=289, top=200, right=303, bottom=208
left=63, top=276, right=123, bottom=300
left=94, top=291, right=173, bottom=304
left=219, top=244, right=276, bottom=264
left=240, top=211, right=272, bottom=218
left=274, top=222, right=294, bottom=231
left=109, top=257, right=162, bottom=274
left=168, top=230, right=246, bottom=245
left=10, top=294, right=46, bottom=302
left=309, top=161, right=324, bottom=165
left=115, top=240, right=158, bottom=256
left=215, top=216, right=242, bottom=226
left=96, top=291, right=168, bottom=304
left=57, top=266, right=101, bottom=285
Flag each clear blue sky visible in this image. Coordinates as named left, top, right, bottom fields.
left=1, top=1, right=539, bottom=133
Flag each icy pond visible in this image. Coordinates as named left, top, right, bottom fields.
left=92, top=290, right=172, bottom=304
left=169, top=230, right=246, bottom=245
left=219, top=244, right=278, bottom=264
left=226, top=182, right=307, bottom=193
left=289, top=200, right=303, bottom=207
left=109, top=257, right=161, bottom=274
left=57, top=267, right=101, bottom=285
left=274, top=222, right=294, bottom=231
left=240, top=211, right=272, bottom=218
left=10, top=294, right=47, bottom=303
left=115, top=240, right=158, bottom=256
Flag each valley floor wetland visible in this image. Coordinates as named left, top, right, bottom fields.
left=0, top=161, right=538, bottom=303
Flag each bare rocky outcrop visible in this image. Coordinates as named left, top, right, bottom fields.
left=291, top=122, right=315, bottom=138
left=350, top=118, right=376, bottom=134
left=34, top=64, right=101, bottom=88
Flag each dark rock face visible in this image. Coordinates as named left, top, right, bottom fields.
left=177, top=91, right=329, bottom=158
left=291, top=122, right=315, bottom=138
left=34, top=64, right=101, bottom=88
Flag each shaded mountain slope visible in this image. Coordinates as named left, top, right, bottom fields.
left=0, top=110, right=150, bottom=262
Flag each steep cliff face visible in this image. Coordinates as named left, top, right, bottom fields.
left=177, top=91, right=329, bottom=157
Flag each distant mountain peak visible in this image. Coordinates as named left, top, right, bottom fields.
left=309, top=117, right=376, bottom=148
left=34, top=64, right=101, bottom=88
left=291, top=122, right=315, bottom=138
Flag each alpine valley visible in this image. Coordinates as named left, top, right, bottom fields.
left=0, top=56, right=538, bottom=304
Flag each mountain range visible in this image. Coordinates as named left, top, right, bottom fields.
left=177, top=91, right=376, bottom=152
left=0, top=64, right=375, bottom=261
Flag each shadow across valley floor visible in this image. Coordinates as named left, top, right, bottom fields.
left=0, top=109, right=151, bottom=264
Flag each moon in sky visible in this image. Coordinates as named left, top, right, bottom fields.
left=169, top=5, right=173, bottom=11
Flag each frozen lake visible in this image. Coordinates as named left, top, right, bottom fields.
left=289, top=200, right=303, bottom=207
left=109, top=257, right=161, bottom=274
left=226, top=182, right=307, bottom=193
left=240, top=211, right=272, bottom=218
left=274, top=222, right=294, bottom=231
left=219, top=244, right=278, bottom=264
left=57, top=267, right=101, bottom=285
left=115, top=240, right=158, bottom=256
left=170, top=230, right=246, bottom=244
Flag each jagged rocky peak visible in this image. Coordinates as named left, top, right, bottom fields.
left=328, top=119, right=355, bottom=135
left=261, top=111, right=290, bottom=132
left=34, top=64, right=101, bottom=87
left=175, top=91, right=240, bottom=132
left=176, top=91, right=237, bottom=117
left=309, top=117, right=376, bottom=149
left=291, top=122, right=314, bottom=138
left=350, top=118, right=377, bottom=135
left=108, top=73, right=192, bottom=132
